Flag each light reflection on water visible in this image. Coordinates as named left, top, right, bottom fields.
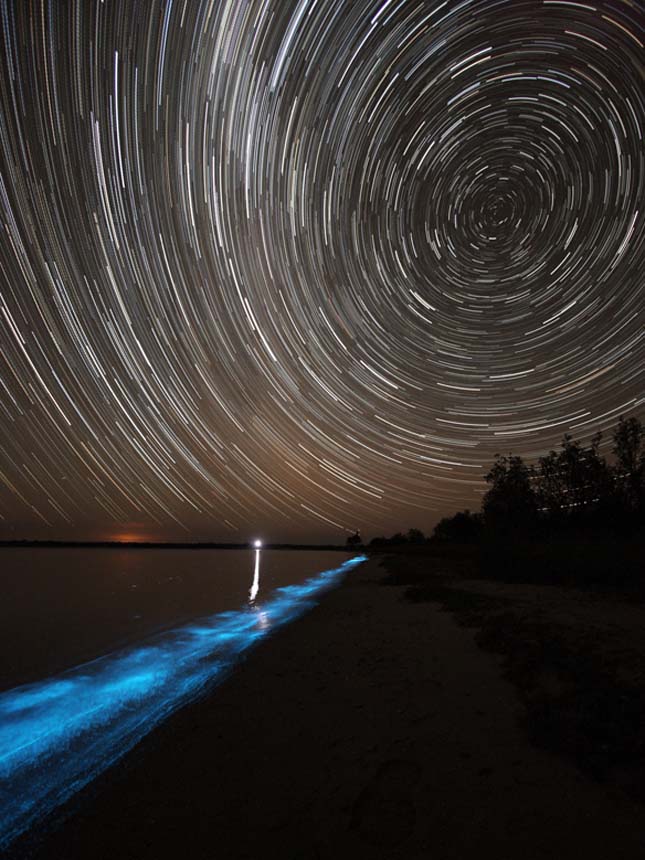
left=249, top=548, right=261, bottom=604
left=0, top=554, right=366, bottom=850
left=0, top=548, right=356, bottom=694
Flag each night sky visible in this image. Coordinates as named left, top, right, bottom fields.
left=0, top=0, right=642, bottom=542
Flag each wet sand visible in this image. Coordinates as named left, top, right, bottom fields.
left=12, top=558, right=645, bottom=859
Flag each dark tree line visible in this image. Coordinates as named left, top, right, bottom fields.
left=481, top=416, right=644, bottom=537
left=432, top=509, right=483, bottom=544
left=353, top=416, right=643, bottom=550
left=367, top=528, right=427, bottom=548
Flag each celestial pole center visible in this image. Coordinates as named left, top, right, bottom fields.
left=0, top=0, right=642, bottom=540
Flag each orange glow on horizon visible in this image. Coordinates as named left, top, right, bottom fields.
left=107, top=529, right=157, bottom=543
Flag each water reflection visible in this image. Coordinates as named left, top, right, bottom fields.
left=254, top=608, right=270, bottom=631
left=249, top=549, right=270, bottom=629
left=249, top=548, right=260, bottom=604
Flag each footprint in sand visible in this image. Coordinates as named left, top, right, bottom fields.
left=350, top=759, right=422, bottom=847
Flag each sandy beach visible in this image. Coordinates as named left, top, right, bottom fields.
left=11, top=556, right=645, bottom=859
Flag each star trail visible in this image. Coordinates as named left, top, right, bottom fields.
left=0, top=0, right=643, bottom=541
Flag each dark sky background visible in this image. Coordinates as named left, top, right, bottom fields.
left=0, top=0, right=642, bottom=543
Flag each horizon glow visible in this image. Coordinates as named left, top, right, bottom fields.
left=0, top=555, right=367, bottom=850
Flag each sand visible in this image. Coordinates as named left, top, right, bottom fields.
left=13, top=557, right=645, bottom=859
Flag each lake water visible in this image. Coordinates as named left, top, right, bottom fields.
left=0, top=548, right=354, bottom=691
left=0, top=548, right=367, bottom=849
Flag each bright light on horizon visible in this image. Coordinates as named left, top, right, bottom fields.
left=253, top=539, right=262, bottom=549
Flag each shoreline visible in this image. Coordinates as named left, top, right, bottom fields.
left=0, top=555, right=366, bottom=851
left=0, top=547, right=357, bottom=693
left=10, top=556, right=645, bottom=859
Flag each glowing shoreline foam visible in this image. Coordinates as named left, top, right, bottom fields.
left=0, top=555, right=367, bottom=849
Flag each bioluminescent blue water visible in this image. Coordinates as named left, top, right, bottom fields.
left=0, top=554, right=367, bottom=850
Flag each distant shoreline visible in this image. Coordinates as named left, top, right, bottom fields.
left=0, top=540, right=354, bottom=551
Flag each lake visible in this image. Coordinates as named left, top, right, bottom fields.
left=0, top=547, right=367, bottom=849
left=0, top=547, right=354, bottom=691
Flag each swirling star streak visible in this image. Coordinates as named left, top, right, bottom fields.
left=0, top=0, right=643, bottom=540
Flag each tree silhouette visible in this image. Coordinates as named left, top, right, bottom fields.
left=483, top=454, right=537, bottom=533
left=536, top=432, right=611, bottom=526
left=406, top=528, right=426, bottom=544
left=346, top=530, right=362, bottom=548
left=433, top=510, right=482, bottom=543
left=369, top=417, right=643, bottom=552
left=613, top=416, right=644, bottom=516
left=481, top=418, right=643, bottom=538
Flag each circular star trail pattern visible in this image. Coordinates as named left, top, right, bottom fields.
left=0, top=0, right=643, bottom=539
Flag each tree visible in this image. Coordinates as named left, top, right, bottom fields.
left=406, top=528, right=426, bottom=544
left=614, top=416, right=643, bottom=476
left=536, top=448, right=566, bottom=520
left=536, top=433, right=612, bottom=528
left=346, top=531, right=362, bottom=548
left=433, top=510, right=482, bottom=543
left=483, top=454, right=537, bottom=533
left=613, top=416, right=644, bottom=515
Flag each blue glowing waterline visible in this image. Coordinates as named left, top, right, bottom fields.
left=0, top=555, right=367, bottom=849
